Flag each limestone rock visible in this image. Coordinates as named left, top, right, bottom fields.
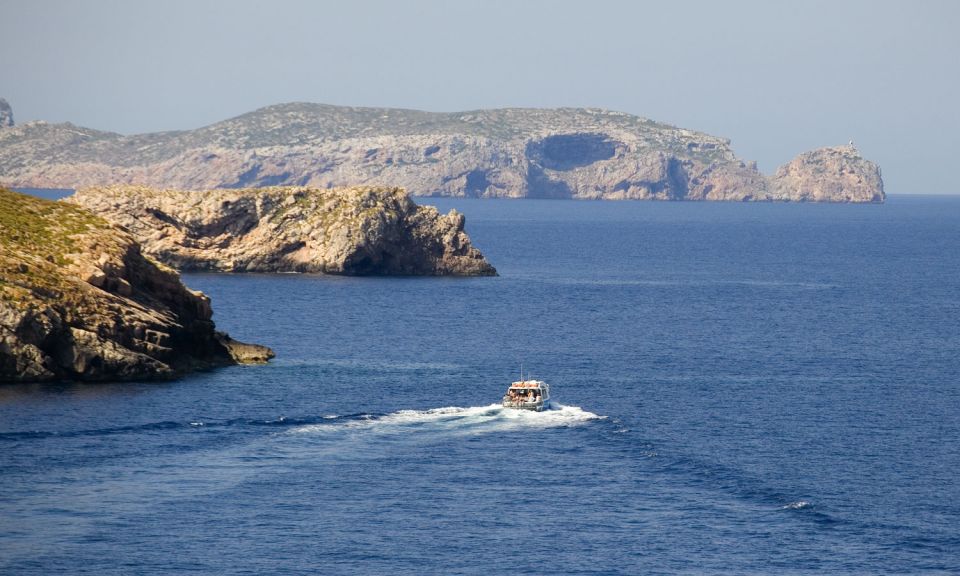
left=216, top=333, right=274, bottom=364
left=66, top=185, right=497, bottom=276
left=0, top=103, right=883, bottom=203
left=0, top=188, right=274, bottom=383
left=769, top=145, right=885, bottom=202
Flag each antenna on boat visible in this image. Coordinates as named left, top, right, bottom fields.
left=520, top=362, right=523, bottom=382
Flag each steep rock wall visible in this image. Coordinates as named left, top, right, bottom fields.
left=0, top=188, right=273, bottom=383
left=66, top=185, right=497, bottom=276
left=0, top=102, right=884, bottom=202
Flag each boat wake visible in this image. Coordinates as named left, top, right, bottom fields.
left=290, top=403, right=603, bottom=437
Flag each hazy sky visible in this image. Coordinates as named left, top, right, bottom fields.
left=2, top=0, right=958, bottom=193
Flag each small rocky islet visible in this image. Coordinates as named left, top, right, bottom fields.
left=0, top=188, right=273, bottom=383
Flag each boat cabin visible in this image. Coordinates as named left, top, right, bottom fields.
left=502, top=379, right=551, bottom=412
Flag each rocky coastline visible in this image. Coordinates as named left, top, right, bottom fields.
left=66, top=185, right=497, bottom=276
left=0, top=188, right=273, bottom=383
left=0, top=101, right=884, bottom=203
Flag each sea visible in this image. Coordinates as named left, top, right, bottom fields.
left=2, top=193, right=959, bottom=574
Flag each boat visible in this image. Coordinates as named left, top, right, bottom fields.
left=502, top=378, right=551, bottom=412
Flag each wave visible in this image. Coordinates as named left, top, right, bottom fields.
left=776, top=500, right=842, bottom=526
left=0, top=415, right=333, bottom=441
left=291, top=403, right=603, bottom=437
left=0, top=405, right=602, bottom=443
left=0, top=420, right=191, bottom=441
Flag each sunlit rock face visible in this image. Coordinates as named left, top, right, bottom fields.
left=0, top=102, right=883, bottom=203
left=769, top=145, right=885, bottom=203
left=66, top=185, right=497, bottom=276
left=0, top=188, right=273, bottom=383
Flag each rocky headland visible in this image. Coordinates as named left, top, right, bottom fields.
left=66, top=185, right=497, bottom=276
left=0, top=101, right=883, bottom=202
left=0, top=188, right=274, bottom=383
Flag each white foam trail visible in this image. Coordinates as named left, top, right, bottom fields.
left=291, top=403, right=603, bottom=437
left=781, top=500, right=812, bottom=510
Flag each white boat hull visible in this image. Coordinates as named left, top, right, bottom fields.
left=502, top=379, right=551, bottom=412
left=502, top=398, right=547, bottom=412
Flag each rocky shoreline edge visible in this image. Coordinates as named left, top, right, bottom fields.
left=0, top=100, right=884, bottom=203
left=2, top=183, right=497, bottom=383
left=0, top=188, right=274, bottom=383
left=66, top=185, right=497, bottom=276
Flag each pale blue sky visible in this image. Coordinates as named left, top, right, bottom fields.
left=2, top=0, right=958, bottom=193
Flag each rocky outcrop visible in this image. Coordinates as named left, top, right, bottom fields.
left=769, top=145, right=884, bottom=202
left=0, top=102, right=884, bottom=202
left=0, top=99, right=12, bottom=128
left=0, top=188, right=273, bottom=383
left=66, top=185, right=497, bottom=276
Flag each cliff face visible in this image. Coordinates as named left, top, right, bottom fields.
left=0, top=188, right=273, bottom=383
left=66, top=185, right=497, bottom=276
left=769, top=145, right=884, bottom=202
left=0, top=102, right=884, bottom=203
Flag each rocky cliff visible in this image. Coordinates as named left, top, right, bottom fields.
left=66, top=185, right=497, bottom=276
left=769, top=145, right=884, bottom=202
left=0, top=101, right=884, bottom=202
left=0, top=188, right=273, bottom=383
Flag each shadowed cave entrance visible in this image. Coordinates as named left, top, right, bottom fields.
left=526, top=133, right=618, bottom=171
left=523, top=133, right=621, bottom=198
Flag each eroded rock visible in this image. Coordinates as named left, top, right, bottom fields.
left=0, top=188, right=274, bottom=383
left=769, top=145, right=884, bottom=202
left=66, top=185, right=497, bottom=276
left=0, top=103, right=883, bottom=202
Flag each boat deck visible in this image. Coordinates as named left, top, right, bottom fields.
left=502, top=379, right=550, bottom=412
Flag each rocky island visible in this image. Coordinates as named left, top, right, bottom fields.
left=66, top=185, right=497, bottom=276
left=0, top=188, right=273, bottom=383
left=0, top=100, right=883, bottom=202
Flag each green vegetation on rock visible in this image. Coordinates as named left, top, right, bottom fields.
left=0, top=188, right=273, bottom=383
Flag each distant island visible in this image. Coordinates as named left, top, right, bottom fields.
left=0, top=188, right=273, bottom=383
left=66, top=185, right=497, bottom=276
left=0, top=99, right=883, bottom=202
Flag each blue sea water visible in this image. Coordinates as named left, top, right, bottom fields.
left=2, top=196, right=960, bottom=574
